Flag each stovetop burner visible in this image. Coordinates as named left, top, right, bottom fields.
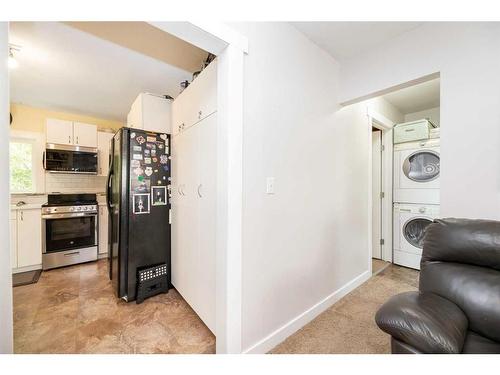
left=43, top=193, right=97, bottom=207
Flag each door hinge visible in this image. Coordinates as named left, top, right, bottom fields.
left=380, top=238, right=385, bottom=245
left=380, top=192, right=385, bottom=199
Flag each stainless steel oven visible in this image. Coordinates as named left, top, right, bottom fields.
left=44, top=144, right=98, bottom=174
left=42, top=194, right=98, bottom=270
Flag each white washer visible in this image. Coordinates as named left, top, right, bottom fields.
left=393, top=203, right=440, bottom=270
left=394, top=138, right=440, bottom=204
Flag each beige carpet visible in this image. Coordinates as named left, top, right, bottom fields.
left=372, top=258, right=390, bottom=275
left=270, top=264, right=418, bottom=354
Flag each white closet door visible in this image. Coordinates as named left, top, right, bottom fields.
left=171, top=126, right=199, bottom=307
left=171, top=134, right=185, bottom=294
left=183, top=125, right=200, bottom=308
left=196, top=113, right=217, bottom=333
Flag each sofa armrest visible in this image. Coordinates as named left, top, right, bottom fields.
left=375, top=291, right=468, bottom=353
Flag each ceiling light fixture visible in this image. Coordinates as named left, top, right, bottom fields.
left=8, top=44, right=21, bottom=69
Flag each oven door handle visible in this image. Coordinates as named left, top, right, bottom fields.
left=42, top=212, right=98, bottom=219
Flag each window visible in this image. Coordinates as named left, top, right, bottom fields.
left=10, top=139, right=35, bottom=193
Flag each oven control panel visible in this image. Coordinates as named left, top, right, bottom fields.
left=42, top=205, right=98, bottom=215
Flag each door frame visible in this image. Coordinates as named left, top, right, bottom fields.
left=148, top=22, right=247, bottom=354
left=367, top=108, right=394, bottom=265
left=0, top=22, right=13, bottom=354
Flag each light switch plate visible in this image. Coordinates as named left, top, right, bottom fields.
left=266, top=177, right=275, bottom=194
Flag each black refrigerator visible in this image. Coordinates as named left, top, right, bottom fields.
left=106, top=127, right=171, bottom=303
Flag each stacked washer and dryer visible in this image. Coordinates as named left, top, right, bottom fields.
left=393, top=119, right=440, bottom=270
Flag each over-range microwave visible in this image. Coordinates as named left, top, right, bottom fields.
left=43, top=144, right=98, bottom=174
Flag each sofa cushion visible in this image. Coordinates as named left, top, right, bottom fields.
left=420, top=262, right=500, bottom=342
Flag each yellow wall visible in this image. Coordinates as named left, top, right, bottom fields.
left=10, top=103, right=123, bottom=133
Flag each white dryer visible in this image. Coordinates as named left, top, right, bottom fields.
left=393, top=203, right=440, bottom=270
left=394, top=138, right=440, bottom=204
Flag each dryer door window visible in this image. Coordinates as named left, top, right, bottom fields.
left=402, top=151, right=440, bottom=182
left=403, top=218, right=432, bottom=249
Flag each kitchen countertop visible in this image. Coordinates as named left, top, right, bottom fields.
left=10, top=203, right=44, bottom=210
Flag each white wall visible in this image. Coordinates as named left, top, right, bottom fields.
left=0, top=22, right=13, bottom=353
left=404, top=106, right=440, bottom=126
left=229, top=22, right=374, bottom=353
left=341, top=23, right=500, bottom=220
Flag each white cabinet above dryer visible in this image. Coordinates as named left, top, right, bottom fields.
left=172, top=60, right=217, bottom=136
left=46, top=118, right=97, bottom=148
left=127, top=93, right=172, bottom=134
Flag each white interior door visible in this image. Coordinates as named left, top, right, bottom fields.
left=372, top=130, right=382, bottom=259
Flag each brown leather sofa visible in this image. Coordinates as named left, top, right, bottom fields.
left=375, top=218, right=500, bottom=354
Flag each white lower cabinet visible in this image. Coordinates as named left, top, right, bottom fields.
left=98, top=205, right=109, bottom=255
left=12, top=208, right=42, bottom=272
left=171, top=112, right=217, bottom=333
left=10, top=210, right=17, bottom=269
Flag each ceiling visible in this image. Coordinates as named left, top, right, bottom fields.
left=292, top=22, right=423, bottom=61
left=382, top=78, right=440, bottom=114
left=9, top=22, right=204, bottom=122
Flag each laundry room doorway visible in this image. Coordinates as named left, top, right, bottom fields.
left=371, top=127, right=383, bottom=260
left=366, top=75, right=441, bottom=273
left=368, top=110, right=395, bottom=274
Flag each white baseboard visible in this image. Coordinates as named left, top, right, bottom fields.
left=242, top=270, right=372, bottom=354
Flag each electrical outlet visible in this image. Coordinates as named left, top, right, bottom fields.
left=266, top=177, right=275, bottom=194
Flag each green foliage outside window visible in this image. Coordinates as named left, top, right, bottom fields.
left=10, top=141, right=34, bottom=193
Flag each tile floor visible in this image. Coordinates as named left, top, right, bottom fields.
left=13, top=260, right=215, bottom=354
left=13, top=259, right=418, bottom=354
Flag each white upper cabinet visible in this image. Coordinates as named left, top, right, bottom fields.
left=172, top=59, right=217, bottom=136
left=127, top=93, right=172, bottom=134
left=46, top=119, right=97, bottom=148
left=46, top=118, right=73, bottom=145
left=73, top=122, right=98, bottom=147
left=97, top=131, right=114, bottom=176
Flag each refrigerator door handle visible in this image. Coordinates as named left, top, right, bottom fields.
left=106, top=156, right=114, bottom=210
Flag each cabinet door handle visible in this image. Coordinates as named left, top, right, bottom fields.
left=76, top=136, right=79, bottom=144
left=198, top=110, right=202, bottom=119
left=20, top=211, right=23, bottom=221
left=197, top=184, right=202, bottom=198
left=68, top=135, right=71, bottom=143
